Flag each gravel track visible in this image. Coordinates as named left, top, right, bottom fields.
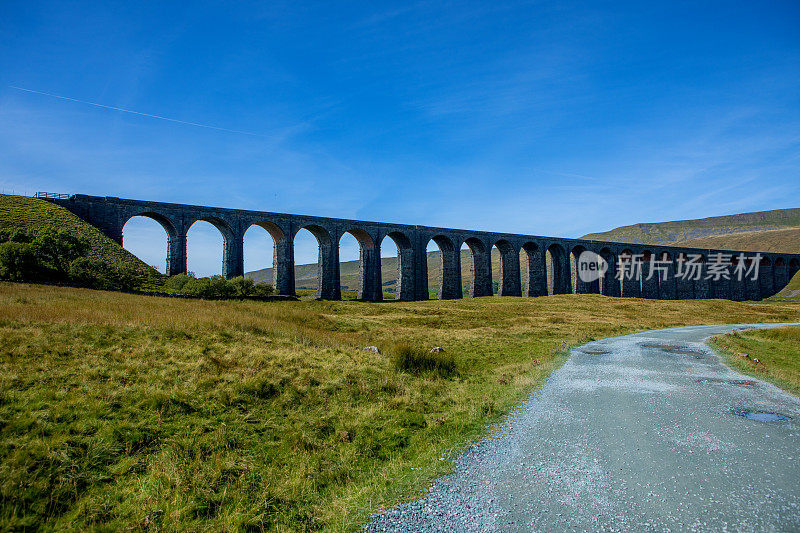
left=365, top=323, right=800, bottom=532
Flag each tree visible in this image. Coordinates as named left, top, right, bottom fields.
left=0, top=242, right=39, bottom=281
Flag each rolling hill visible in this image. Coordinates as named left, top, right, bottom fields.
left=582, top=208, right=800, bottom=247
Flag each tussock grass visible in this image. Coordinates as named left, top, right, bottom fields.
left=391, top=343, right=456, bottom=378
left=2, top=283, right=800, bottom=530
left=709, top=325, right=800, bottom=397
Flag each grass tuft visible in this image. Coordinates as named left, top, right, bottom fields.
left=391, top=343, right=457, bottom=378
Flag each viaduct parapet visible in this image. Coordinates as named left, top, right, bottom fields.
left=49, top=194, right=800, bottom=302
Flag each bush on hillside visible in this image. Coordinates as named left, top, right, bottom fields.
left=0, top=242, right=39, bottom=281
left=229, top=276, right=255, bottom=298
left=165, top=273, right=194, bottom=292
left=31, top=228, right=89, bottom=275
left=68, top=257, right=140, bottom=291
left=0, top=227, right=276, bottom=300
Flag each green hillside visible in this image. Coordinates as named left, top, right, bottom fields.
left=582, top=208, right=800, bottom=245
left=0, top=194, right=159, bottom=278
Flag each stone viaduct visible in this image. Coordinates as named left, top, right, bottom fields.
left=48, top=194, right=800, bottom=302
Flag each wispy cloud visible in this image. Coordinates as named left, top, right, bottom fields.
left=9, top=86, right=263, bottom=137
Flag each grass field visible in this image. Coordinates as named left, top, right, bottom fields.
left=708, top=325, right=800, bottom=397
left=3, top=283, right=800, bottom=531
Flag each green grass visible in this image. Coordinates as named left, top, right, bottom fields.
left=0, top=195, right=159, bottom=281
left=3, top=283, right=800, bottom=530
left=708, top=325, right=800, bottom=397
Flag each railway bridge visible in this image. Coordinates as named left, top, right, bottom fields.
left=47, top=194, right=800, bottom=301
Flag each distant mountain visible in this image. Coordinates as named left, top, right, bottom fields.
left=582, top=208, right=800, bottom=247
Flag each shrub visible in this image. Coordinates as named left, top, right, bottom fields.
left=250, top=282, right=274, bottom=299
left=31, top=229, right=89, bottom=274
left=391, top=343, right=456, bottom=378
left=229, top=276, right=255, bottom=298
left=165, top=273, right=194, bottom=291
left=68, top=257, right=140, bottom=291
left=180, top=275, right=236, bottom=299
left=0, top=242, right=39, bottom=281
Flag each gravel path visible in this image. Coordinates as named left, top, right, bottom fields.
left=365, top=323, right=800, bottom=532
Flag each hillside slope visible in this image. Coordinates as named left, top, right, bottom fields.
left=0, top=194, right=158, bottom=278
left=582, top=208, right=800, bottom=245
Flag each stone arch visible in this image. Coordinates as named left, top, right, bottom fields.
left=244, top=220, right=287, bottom=292
left=121, top=211, right=180, bottom=274
left=674, top=252, right=694, bottom=299
left=598, top=247, right=618, bottom=297
left=381, top=231, right=414, bottom=301
left=545, top=243, right=569, bottom=295
left=185, top=216, right=237, bottom=278
left=655, top=251, right=676, bottom=300
left=520, top=242, right=546, bottom=297
left=693, top=253, right=709, bottom=299
left=619, top=248, right=640, bottom=297
left=426, top=234, right=461, bottom=299
left=639, top=250, right=659, bottom=299
left=569, top=244, right=599, bottom=294
left=493, top=239, right=521, bottom=296
left=463, top=237, right=492, bottom=297
left=340, top=228, right=380, bottom=301
left=294, top=224, right=337, bottom=299
left=774, top=257, right=789, bottom=293
left=758, top=256, right=774, bottom=299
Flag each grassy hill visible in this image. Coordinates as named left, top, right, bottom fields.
left=0, top=194, right=159, bottom=279
left=582, top=207, right=800, bottom=246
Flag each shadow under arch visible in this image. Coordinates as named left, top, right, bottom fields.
left=546, top=243, right=569, bottom=295
left=773, top=257, right=789, bottom=295
left=464, top=237, right=491, bottom=297
left=569, top=244, right=599, bottom=294
left=619, top=248, right=640, bottom=297
left=655, top=251, right=676, bottom=300
left=520, top=242, right=546, bottom=297
left=639, top=249, right=658, bottom=299
left=427, top=234, right=461, bottom=299
left=381, top=231, right=414, bottom=301
left=598, top=247, right=617, bottom=297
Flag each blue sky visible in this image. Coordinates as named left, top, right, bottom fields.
left=2, top=1, right=799, bottom=276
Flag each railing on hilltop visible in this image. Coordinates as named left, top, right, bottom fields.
left=34, top=192, right=70, bottom=199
